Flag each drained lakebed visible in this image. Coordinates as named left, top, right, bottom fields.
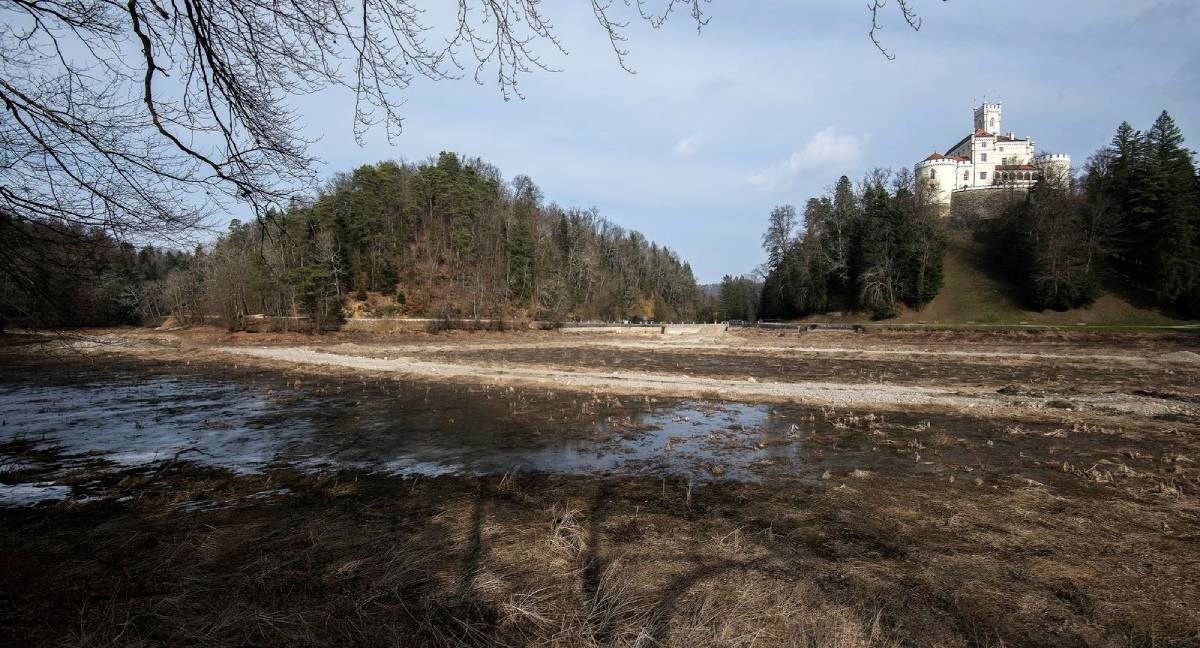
left=2, top=329, right=1198, bottom=647
left=2, top=352, right=1002, bottom=500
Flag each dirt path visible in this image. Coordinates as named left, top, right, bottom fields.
left=328, top=339, right=1156, bottom=362
left=212, top=345, right=1194, bottom=417
left=298, top=334, right=1193, bottom=365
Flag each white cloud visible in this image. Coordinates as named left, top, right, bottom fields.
left=747, top=127, right=869, bottom=190
left=671, top=135, right=700, bottom=157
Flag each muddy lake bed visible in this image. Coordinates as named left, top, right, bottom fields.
left=2, top=328, right=1199, bottom=647
left=1, top=354, right=998, bottom=498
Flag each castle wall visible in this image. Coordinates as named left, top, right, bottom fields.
left=948, top=186, right=1025, bottom=228
left=1035, top=154, right=1071, bottom=183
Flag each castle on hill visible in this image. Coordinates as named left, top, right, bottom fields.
left=916, top=102, right=1070, bottom=206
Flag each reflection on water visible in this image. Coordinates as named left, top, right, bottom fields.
left=0, top=367, right=810, bottom=487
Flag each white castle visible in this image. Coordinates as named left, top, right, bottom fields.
left=916, top=102, right=1070, bottom=206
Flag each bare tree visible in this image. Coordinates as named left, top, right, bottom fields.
left=869, top=0, right=929, bottom=60
left=1, top=0, right=935, bottom=324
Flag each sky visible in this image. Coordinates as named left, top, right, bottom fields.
left=289, top=1, right=1200, bottom=284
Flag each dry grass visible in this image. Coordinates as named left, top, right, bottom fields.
left=3, top=330, right=1198, bottom=646
left=3, top=459, right=1197, bottom=647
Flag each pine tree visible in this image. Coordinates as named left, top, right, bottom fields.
left=1105, top=121, right=1151, bottom=282
left=507, top=176, right=539, bottom=307
left=827, top=175, right=858, bottom=300
left=1145, top=112, right=1200, bottom=311
left=759, top=205, right=797, bottom=319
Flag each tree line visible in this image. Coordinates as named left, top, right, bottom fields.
left=741, top=168, right=947, bottom=321
left=0, top=218, right=188, bottom=328
left=2, top=153, right=708, bottom=330
left=981, top=111, right=1199, bottom=315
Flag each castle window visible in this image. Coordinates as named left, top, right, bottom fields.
left=980, top=171, right=988, bottom=180
left=980, top=153, right=987, bottom=162
left=963, top=171, right=969, bottom=180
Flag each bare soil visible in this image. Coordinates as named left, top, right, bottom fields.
left=1, top=326, right=1198, bottom=647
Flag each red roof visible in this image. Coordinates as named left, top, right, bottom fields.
left=974, top=129, right=994, bottom=137
left=996, top=134, right=1027, bottom=142
left=922, top=151, right=971, bottom=163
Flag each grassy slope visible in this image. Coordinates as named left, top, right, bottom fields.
left=892, top=232, right=1193, bottom=327
left=793, top=232, right=1195, bottom=328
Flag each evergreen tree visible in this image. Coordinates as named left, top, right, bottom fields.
left=1095, top=112, right=1200, bottom=315
left=827, top=175, right=858, bottom=302
left=718, top=275, right=761, bottom=321
left=760, top=205, right=797, bottom=319
left=507, top=176, right=539, bottom=306
left=756, top=168, right=946, bottom=320
left=1144, top=112, right=1200, bottom=312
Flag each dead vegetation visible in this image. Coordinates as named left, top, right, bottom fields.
left=2, top=327, right=1198, bottom=646
left=3, top=461, right=1198, bottom=647
left=1, top=469, right=911, bottom=648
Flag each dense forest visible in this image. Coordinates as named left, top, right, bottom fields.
left=0, top=218, right=189, bottom=328
left=715, top=275, right=763, bottom=322
left=981, top=111, right=1200, bottom=315
left=749, top=168, right=947, bottom=320
left=1, top=153, right=709, bottom=329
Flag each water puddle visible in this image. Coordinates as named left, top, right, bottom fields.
left=0, top=482, right=72, bottom=507
left=0, top=360, right=994, bottom=506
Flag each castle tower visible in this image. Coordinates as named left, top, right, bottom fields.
left=1034, top=153, right=1072, bottom=184
left=973, top=102, right=1002, bottom=134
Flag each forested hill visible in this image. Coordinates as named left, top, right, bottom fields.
left=0, top=153, right=708, bottom=328
left=737, top=110, right=1200, bottom=324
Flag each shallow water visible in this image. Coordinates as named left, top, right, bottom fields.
left=0, top=363, right=826, bottom=498
left=0, top=354, right=1117, bottom=507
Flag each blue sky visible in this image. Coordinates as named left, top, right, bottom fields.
left=291, top=1, right=1200, bottom=283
